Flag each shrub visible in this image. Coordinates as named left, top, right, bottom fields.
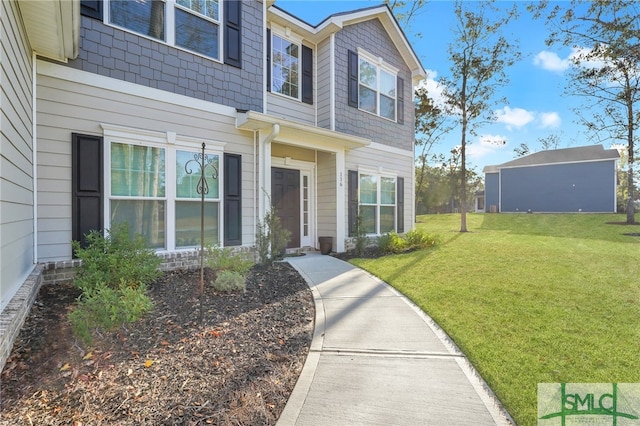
left=212, top=270, right=246, bottom=292
left=69, top=281, right=152, bottom=345
left=377, top=231, right=408, bottom=254
left=354, top=212, right=368, bottom=256
left=256, top=204, right=291, bottom=265
left=70, top=222, right=158, bottom=344
left=404, top=228, right=438, bottom=249
left=206, top=245, right=254, bottom=275
left=72, top=222, right=161, bottom=292
left=377, top=229, right=439, bottom=254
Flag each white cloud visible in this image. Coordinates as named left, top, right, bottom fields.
left=495, top=106, right=535, bottom=130
left=539, top=112, right=561, bottom=129
left=533, top=51, right=570, bottom=72
left=467, top=134, right=508, bottom=159
left=417, top=69, right=448, bottom=110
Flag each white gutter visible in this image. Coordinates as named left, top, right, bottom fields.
left=329, top=33, right=335, bottom=131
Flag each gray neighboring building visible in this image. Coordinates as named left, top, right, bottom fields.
left=483, top=145, right=620, bottom=213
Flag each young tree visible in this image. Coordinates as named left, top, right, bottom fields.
left=540, top=0, right=639, bottom=223
left=439, top=0, right=520, bottom=231
left=414, top=84, right=454, bottom=213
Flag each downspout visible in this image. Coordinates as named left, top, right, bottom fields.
left=329, top=33, right=335, bottom=131
left=32, top=53, right=38, bottom=264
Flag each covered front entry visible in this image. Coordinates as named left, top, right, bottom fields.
left=271, top=167, right=300, bottom=248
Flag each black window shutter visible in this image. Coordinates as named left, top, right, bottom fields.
left=397, top=177, right=405, bottom=233
left=72, top=133, right=104, bottom=253
left=397, top=77, right=405, bottom=125
left=266, top=29, right=271, bottom=92
left=80, top=0, right=102, bottom=20
left=302, top=45, right=313, bottom=104
left=348, top=50, right=358, bottom=108
left=348, top=170, right=359, bottom=236
left=224, top=153, right=242, bottom=246
left=224, top=0, right=242, bottom=68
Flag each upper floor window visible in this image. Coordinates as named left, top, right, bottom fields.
left=266, top=26, right=313, bottom=104
left=358, top=54, right=397, bottom=121
left=271, top=34, right=300, bottom=100
left=108, top=0, right=221, bottom=61
left=348, top=49, right=404, bottom=123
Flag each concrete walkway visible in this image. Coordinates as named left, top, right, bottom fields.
left=278, top=253, right=513, bottom=426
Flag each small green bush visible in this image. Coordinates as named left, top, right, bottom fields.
left=377, top=231, right=408, bottom=254
left=354, top=212, right=368, bottom=256
left=206, top=245, right=253, bottom=275
left=404, top=228, right=438, bottom=249
left=212, top=270, right=246, bottom=292
left=72, top=222, right=161, bottom=292
left=69, top=282, right=152, bottom=345
left=256, top=204, right=291, bottom=265
left=378, top=229, right=439, bottom=254
left=70, top=223, right=159, bottom=344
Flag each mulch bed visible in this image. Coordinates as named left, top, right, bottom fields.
left=0, top=262, right=314, bottom=425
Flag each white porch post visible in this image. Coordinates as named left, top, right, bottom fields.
left=258, top=124, right=279, bottom=221
left=335, top=149, right=346, bottom=252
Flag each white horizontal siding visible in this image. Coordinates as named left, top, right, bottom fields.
left=0, top=0, right=35, bottom=311
left=266, top=93, right=315, bottom=126
left=316, top=151, right=336, bottom=240
left=316, top=38, right=331, bottom=130
left=36, top=64, right=257, bottom=262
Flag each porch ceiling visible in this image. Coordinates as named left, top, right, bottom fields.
left=236, top=110, right=371, bottom=151
left=18, top=0, right=80, bottom=62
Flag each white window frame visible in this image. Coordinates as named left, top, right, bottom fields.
left=270, top=25, right=303, bottom=101
left=358, top=166, right=397, bottom=235
left=357, top=48, right=398, bottom=122
left=102, top=124, right=227, bottom=252
left=105, top=0, right=224, bottom=63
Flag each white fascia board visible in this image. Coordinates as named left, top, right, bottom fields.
left=496, top=158, right=619, bottom=171
left=37, top=60, right=237, bottom=118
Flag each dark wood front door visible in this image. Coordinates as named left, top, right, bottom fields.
left=271, top=167, right=300, bottom=248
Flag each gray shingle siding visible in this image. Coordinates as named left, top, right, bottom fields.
left=67, top=1, right=263, bottom=112
left=333, top=19, right=414, bottom=151
left=500, top=161, right=617, bottom=213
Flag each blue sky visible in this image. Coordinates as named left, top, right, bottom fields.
left=276, top=0, right=594, bottom=175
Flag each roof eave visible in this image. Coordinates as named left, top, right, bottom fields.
left=18, top=0, right=80, bottom=62
left=236, top=110, right=371, bottom=151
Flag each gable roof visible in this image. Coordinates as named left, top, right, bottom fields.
left=483, top=145, right=620, bottom=173
left=269, top=3, right=426, bottom=85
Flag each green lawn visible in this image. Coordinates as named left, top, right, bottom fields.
left=350, top=213, right=640, bottom=426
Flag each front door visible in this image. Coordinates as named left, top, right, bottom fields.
left=271, top=167, right=300, bottom=248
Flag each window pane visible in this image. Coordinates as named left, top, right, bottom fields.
left=110, top=0, right=165, bottom=41
left=380, top=206, right=395, bottom=233
left=177, top=0, right=219, bottom=20
left=359, top=58, right=377, bottom=88
left=176, top=150, right=219, bottom=199
left=359, top=174, right=377, bottom=204
left=111, top=143, right=165, bottom=197
left=380, top=95, right=395, bottom=120
left=381, top=177, right=396, bottom=204
left=175, top=8, right=219, bottom=59
left=360, top=205, right=376, bottom=234
left=359, top=86, right=377, bottom=114
left=111, top=200, right=165, bottom=248
left=272, top=35, right=300, bottom=99
left=380, top=70, right=396, bottom=98
left=175, top=201, right=219, bottom=247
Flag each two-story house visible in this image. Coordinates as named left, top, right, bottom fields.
left=0, top=0, right=425, bottom=370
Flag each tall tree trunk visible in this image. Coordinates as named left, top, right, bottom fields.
left=626, top=92, right=635, bottom=224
